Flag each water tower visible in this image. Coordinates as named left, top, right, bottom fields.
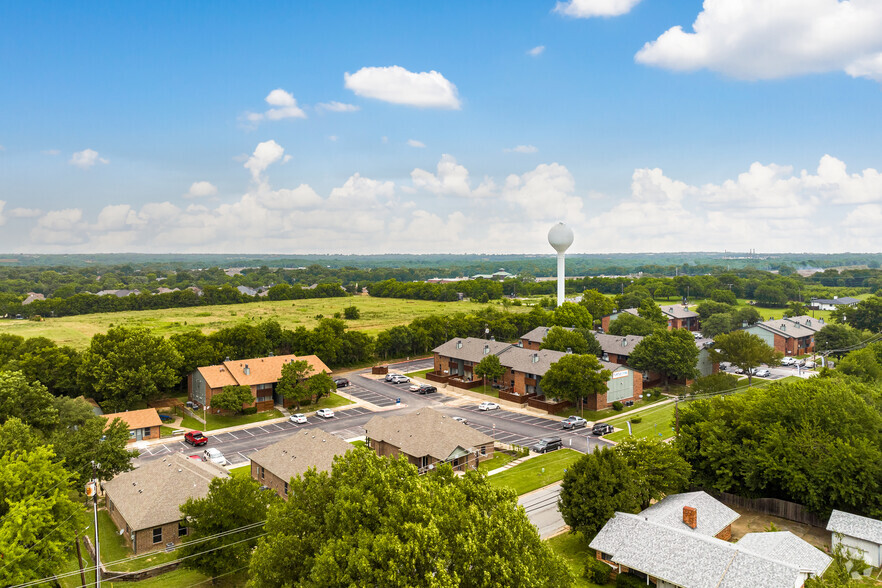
left=548, top=222, right=574, bottom=307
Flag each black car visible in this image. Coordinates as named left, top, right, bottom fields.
left=531, top=437, right=563, bottom=454
left=334, top=378, right=350, bottom=388
left=417, top=384, right=437, bottom=395
left=592, top=422, right=614, bottom=436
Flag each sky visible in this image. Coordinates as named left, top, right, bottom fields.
left=1, top=0, right=882, bottom=255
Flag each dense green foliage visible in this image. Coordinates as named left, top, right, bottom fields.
left=540, top=354, right=612, bottom=410
left=606, top=313, right=657, bottom=336
left=212, top=385, right=255, bottom=413
left=814, top=324, right=866, bottom=356
left=474, top=353, right=505, bottom=386
left=675, top=378, right=882, bottom=517
left=540, top=326, right=601, bottom=355
left=616, top=438, right=691, bottom=510
left=688, top=372, right=740, bottom=395
left=249, top=448, right=572, bottom=587
left=832, top=295, right=882, bottom=332
left=584, top=558, right=613, bottom=584
left=628, top=329, right=699, bottom=388
left=709, top=330, right=780, bottom=385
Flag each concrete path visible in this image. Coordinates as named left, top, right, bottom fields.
left=519, top=482, right=566, bottom=539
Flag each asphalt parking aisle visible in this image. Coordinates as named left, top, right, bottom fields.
left=342, top=383, right=399, bottom=407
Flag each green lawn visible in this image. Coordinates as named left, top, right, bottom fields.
left=404, top=368, right=432, bottom=379
left=467, top=382, right=500, bottom=398
left=77, top=510, right=177, bottom=573
left=180, top=408, right=283, bottom=432
left=546, top=533, right=611, bottom=588
left=228, top=464, right=251, bottom=479
left=311, top=392, right=355, bottom=410
left=159, top=425, right=177, bottom=437
left=488, top=449, right=583, bottom=495
left=555, top=391, right=668, bottom=421
left=478, top=450, right=517, bottom=474
left=350, top=440, right=367, bottom=448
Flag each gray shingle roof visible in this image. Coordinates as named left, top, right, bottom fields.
left=595, top=333, right=644, bottom=356
left=365, top=408, right=493, bottom=462
left=660, top=305, right=700, bottom=319
left=781, top=315, right=825, bottom=332
left=432, top=337, right=514, bottom=363
left=498, top=347, right=566, bottom=376
left=102, top=453, right=228, bottom=531
left=736, top=532, right=832, bottom=576
left=754, top=318, right=818, bottom=339
left=590, top=513, right=812, bottom=588
left=811, top=297, right=860, bottom=305
left=249, top=429, right=352, bottom=483
left=640, top=491, right=740, bottom=537
left=519, top=326, right=575, bottom=344
left=827, top=510, right=882, bottom=545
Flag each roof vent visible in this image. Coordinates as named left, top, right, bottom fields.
left=566, top=347, right=572, bottom=354
left=532, top=353, right=539, bottom=363
left=483, top=344, right=490, bottom=355
left=621, top=337, right=628, bottom=347
left=225, top=356, right=230, bottom=362
left=244, top=364, right=251, bottom=375
left=781, top=324, right=786, bottom=331
left=456, top=340, right=463, bottom=349
left=490, top=336, right=495, bottom=342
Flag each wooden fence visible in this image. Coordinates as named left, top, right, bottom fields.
left=706, top=490, right=827, bottom=528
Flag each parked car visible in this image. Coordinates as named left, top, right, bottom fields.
left=452, top=416, right=469, bottom=425
left=531, top=437, right=563, bottom=454
left=385, top=373, right=405, bottom=382
left=732, top=366, right=745, bottom=374
left=333, top=378, right=350, bottom=388
left=184, top=431, right=208, bottom=446
left=416, top=384, right=437, bottom=394
left=478, top=402, right=500, bottom=411
left=754, top=368, right=771, bottom=378
left=561, top=416, right=587, bottom=430
left=592, top=422, right=614, bottom=436
left=201, top=447, right=228, bottom=466
left=289, top=413, right=307, bottom=424
left=389, top=374, right=410, bottom=384
left=803, top=360, right=815, bottom=369
left=316, top=408, right=334, bottom=419
left=408, top=383, right=422, bottom=392
left=780, top=356, right=795, bottom=366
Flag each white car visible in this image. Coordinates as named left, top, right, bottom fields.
left=780, top=356, right=795, bottom=366
left=389, top=374, right=410, bottom=384
left=452, top=416, right=469, bottom=425
left=201, top=448, right=228, bottom=466
left=289, top=413, right=307, bottom=424
left=478, top=402, right=500, bottom=411
left=316, top=408, right=335, bottom=419
left=754, top=368, right=771, bottom=378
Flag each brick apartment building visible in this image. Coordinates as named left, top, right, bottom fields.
left=188, top=354, right=331, bottom=413
left=249, top=429, right=352, bottom=499
left=600, top=306, right=701, bottom=332
left=743, top=315, right=824, bottom=356
left=102, top=453, right=228, bottom=554
left=102, top=408, right=162, bottom=443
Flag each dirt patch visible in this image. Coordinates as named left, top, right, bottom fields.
left=730, top=507, right=831, bottom=552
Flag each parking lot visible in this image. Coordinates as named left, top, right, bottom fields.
left=342, top=382, right=400, bottom=407
left=455, top=405, right=601, bottom=451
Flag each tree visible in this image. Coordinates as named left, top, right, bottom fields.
left=14, top=342, right=81, bottom=397
left=550, top=302, right=593, bottom=329
left=0, top=370, right=59, bottom=433
left=248, top=448, right=571, bottom=588
left=304, top=371, right=335, bottom=402
left=343, top=305, right=360, bottom=320
left=607, top=313, right=657, bottom=337
left=637, top=299, right=667, bottom=328
left=689, top=373, right=739, bottom=395
left=559, top=447, right=640, bottom=539
left=696, top=300, right=734, bottom=320
left=580, top=289, right=615, bottom=321
left=539, top=354, right=611, bottom=415
left=754, top=284, right=789, bottom=307
left=805, top=542, right=872, bottom=588
left=181, top=476, right=280, bottom=580
left=474, top=353, right=505, bottom=389
left=77, top=326, right=183, bottom=412
left=54, top=415, right=137, bottom=484
left=541, top=326, right=590, bottom=354
left=710, top=330, right=781, bottom=386
left=732, top=306, right=762, bottom=327
left=710, top=289, right=737, bottom=305
left=275, top=359, right=313, bottom=409
left=815, top=324, right=865, bottom=357
left=783, top=301, right=807, bottom=318
left=0, top=444, right=85, bottom=586
left=615, top=438, right=691, bottom=510
left=700, top=313, right=734, bottom=338
left=654, top=284, right=678, bottom=300
left=628, top=329, right=699, bottom=390
left=834, top=295, right=882, bottom=332
left=170, top=331, right=219, bottom=379
left=211, top=385, right=254, bottom=413
left=574, top=328, right=603, bottom=356
left=836, top=347, right=882, bottom=383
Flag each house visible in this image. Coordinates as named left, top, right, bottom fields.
left=188, top=354, right=331, bottom=412
left=102, top=453, right=228, bottom=554
left=809, top=296, right=860, bottom=311
left=250, top=429, right=352, bottom=499
left=102, top=408, right=162, bottom=443
left=21, top=292, right=45, bottom=305
left=155, top=286, right=180, bottom=294
left=827, top=510, right=882, bottom=567
left=432, top=337, right=515, bottom=382
left=365, top=408, right=494, bottom=473
left=601, top=306, right=701, bottom=332
left=590, top=493, right=831, bottom=588
left=471, top=268, right=516, bottom=280
left=236, top=285, right=258, bottom=296
left=95, top=289, right=141, bottom=297
left=743, top=316, right=824, bottom=356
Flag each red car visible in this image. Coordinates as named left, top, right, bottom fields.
left=184, top=431, right=208, bottom=446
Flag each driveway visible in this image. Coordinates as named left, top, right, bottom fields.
left=519, top=482, right=566, bottom=539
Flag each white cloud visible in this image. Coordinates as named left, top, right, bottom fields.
left=410, top=154, right=497, bottom=199
left=31, top=208, right=85, bottom=244
left=244, top=89, right=307, bottom=125
left=344, top=66, right=461, bottom=109
left=0, top=201, right=5, bottom=226
left=381, top=136, right=389, bottom=144
left=41, top=149, right=60, bottom=156
left=555, top=0, right=642, bottom=18
left=245, top=140, right=285, bottom=181
left=185, top=181, right=218, bottom=198
left=316, top=101, right=360, bottom=113
left=407, top=139, right=426, bottom=148
left=635, top=0, right=882, bottom=82
left=328, top=135, right=338, bottom=142
left=503, top=163, right=585, bottom=222
left=9, top=207, right=42, bottom=218
left=528, top=45, right=545, bottom=57
left=505, top=145, right=539, bottom=154
left=69, top=149, right=108, bottom=169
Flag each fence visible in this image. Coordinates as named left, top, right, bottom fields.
left=498, top=389, right=534, bottom=404
left=706, top=490, right=827, bottom=528
left=527, top=396, right=572, bottom=414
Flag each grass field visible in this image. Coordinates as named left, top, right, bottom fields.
left=0, top=296, right=512, bottom=349
left=180, top=408, right=285, bottom=431
left=546, top=533, right=609, bottom=587
left=478, top=450, right=517, bottom=474
left=488, top=449, right=582, bottom=495
left=228, top=464, right=251, bottom=479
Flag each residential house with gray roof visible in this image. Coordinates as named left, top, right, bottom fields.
left=809, top=296, right=860, bottom=311
left=250, top=429, right=352, bottom=499
left=102, top=453, right=228, bottom=554
left=743, top=316, right=824, bottom=356
left=640, top=491, right=739, bottom=540
left=601, top=305, right=700, bottom=332
left=827, top=510, right=882, bottom=567
left=365, top=408, right=494, bottom=473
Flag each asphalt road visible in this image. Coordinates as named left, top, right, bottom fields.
left=519, top=483, right=565, bottom=539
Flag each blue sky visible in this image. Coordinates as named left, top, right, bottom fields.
left=2, top=0, right=882, bottom=254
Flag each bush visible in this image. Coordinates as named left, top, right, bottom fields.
left=629, top=416, right=642, bottom=424
left=478, top=293, right=490, bottom=303
left=242, top=407, right=258, bottom=415
left=584, top=558, right=612, bottom=584
left=612, top=401, right=624, bottom=411
left=616, top=573, right=646, bottom=588
left=343, top=305, right=360, bottom=320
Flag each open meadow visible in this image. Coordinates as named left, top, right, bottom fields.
left=0, top=296, right=515, bottom=349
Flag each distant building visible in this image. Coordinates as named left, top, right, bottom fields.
left=21, top=292, right=45, bottom=305
left=743, top=315, right=824, bottom=356
left=808, top=296, right=860, bottom=311
left=236, top=285, right=258, bottom=296
left=602, top=306, right=700, bottom=332
left=95, top=289, right=141, bottom=297
left=471, top=268, right=517, bottom=280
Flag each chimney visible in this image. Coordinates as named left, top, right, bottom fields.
left=683, top=506, right=697, bottom=529
left=244, top=364, right=250, bottom=375
left=490, top=336, right=495, bottom=341
left=456, top=340, right=463, bottom=349
left=621, top=337, right=628, bottom=347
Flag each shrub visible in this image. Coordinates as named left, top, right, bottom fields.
left=584, top=558, right=612, bottom=584
left=629, top=416, right=642, bottom=424
left=343, top=305, right=360, bottom=320
left=612, top=401, right=624, bottom=411
left=333, top=312, right=342, bottom=319
left=478, top=293, right=490, bottom=303
left=242, top=407, right=258, bottom=415
left=616, top=573, right=646, bottom=588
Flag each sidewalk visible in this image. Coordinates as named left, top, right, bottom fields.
left=486, top=453, right=536, bottom=476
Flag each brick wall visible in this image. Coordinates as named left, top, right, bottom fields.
left=683, top=506, right=697, bottom=529
left=715, top=524, right=732, bottom=541
left=520, top=339, right=541, bottom=351
left=132, top=520, right=185, bottom=555
left=252, top=460, right=289, bottom=499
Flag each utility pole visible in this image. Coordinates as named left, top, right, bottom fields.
left=74, top=532, right=87, bottom=587
left=91, top=461, right=101, bottom=588
left=675, top=397, right=680, bottom=436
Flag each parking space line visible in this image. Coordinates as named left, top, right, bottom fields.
left=226, top=431, right=239, bottom=440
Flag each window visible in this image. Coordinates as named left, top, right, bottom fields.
left=256, top=383, right=272, bottom=391
left=284, top=482, right=289, bottom=496
left=152, top=527, right=163, bottom=544
left=256, top=395, right=272, bottom=403
left=259, top=466, right=265, bottom=479
left=108, top=500, right=114, bottom=513
left=178, top=522, right=188, bottom=537
left=480, top=446, right=486, bottom=456
left=600, top=552, right=614, bottom=562
left=143, top=427, right=151, bottom=438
